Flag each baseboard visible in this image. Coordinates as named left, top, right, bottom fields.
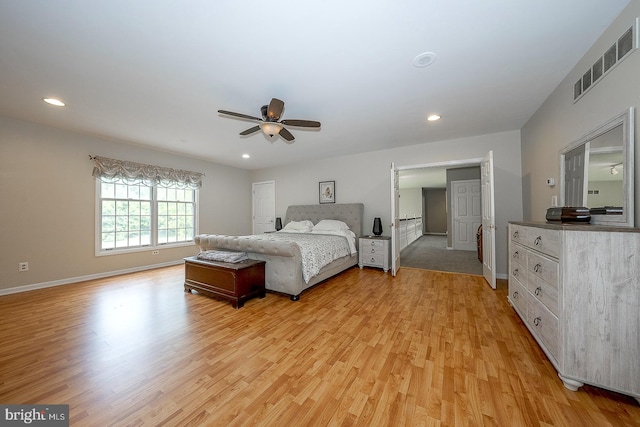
left=0, top=260, right=184, bottom=296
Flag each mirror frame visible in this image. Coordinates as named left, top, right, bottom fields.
left=560, top=107, right=634, bottom=227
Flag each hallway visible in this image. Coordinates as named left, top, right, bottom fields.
left=400, top=235, right=483, bottom=275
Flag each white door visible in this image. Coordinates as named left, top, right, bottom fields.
left=252, top=181, right=275, bottom=234
left=390, top=163, right=400, bottom=276
left=481, top=151, right=496, bottom=289
left=452, top=179, right=482, bottom=251
left=564, top=143, right=588, bottom=206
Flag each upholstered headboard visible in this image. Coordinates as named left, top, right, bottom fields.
left=284, top=203, right=364, bottom=238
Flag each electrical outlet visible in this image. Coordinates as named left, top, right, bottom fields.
left=19, top=262, right=29, bottom=272
left=152, top=250, right=159, bottom=255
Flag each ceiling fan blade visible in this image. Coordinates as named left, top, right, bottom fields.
left=218, top=110, right=262, bottom=121
left=281, top=119, right=321, bottom=128
left=280, top=127, right=295, bottom=142
left=267, top=98, right=285, bottom=121
left=240, top=125, right=261, bottom=136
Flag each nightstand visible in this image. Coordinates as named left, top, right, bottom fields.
left=358, top=235, right=390, bottom=272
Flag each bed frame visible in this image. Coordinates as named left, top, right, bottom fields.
left=194, top=203, right=364, bottom=300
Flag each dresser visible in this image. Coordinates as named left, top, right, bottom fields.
left=358, top=236, right=390, bottom=272
left=508, top=222, right=640, bottom=402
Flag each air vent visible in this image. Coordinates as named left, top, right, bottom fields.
left=574, top=18, right=638, bottom=102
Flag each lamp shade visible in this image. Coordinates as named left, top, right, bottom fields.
left=372, top=217, right=383, bottom=236
left=275, top=217, right=282, bottom=231
left=261, top=122, right=283, bottom=136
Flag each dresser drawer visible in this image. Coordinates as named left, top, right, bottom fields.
left=510, top=224, right=527, bottom=246
left=527, top=273, right=559, bottom=316
left=527, top=251, right=559, bottom=287
left=362, top=252, right=385, bottom=266
left=363, top=246, right=385, bottom=256
left=510, top=262, right=527, bottom=285
left=525, top=228, right=560, bottom=258
left=362, top=239, right=385, bottom=250
left=528, top=300, right=559, bottom=360
left=510, top=242, right=526, bottom=268
left=509, top=277, right=529, bottom=319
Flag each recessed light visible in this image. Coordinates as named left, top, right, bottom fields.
left=43, top=98, right=65, bottom=107
left=427, top=114, right=441, bottom=121
left=242, top=154, right=250, bottom=159
left=413, top=52, right=436, bottom=68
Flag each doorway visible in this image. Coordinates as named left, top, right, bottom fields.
left=392, top=152, right=495, bottom=287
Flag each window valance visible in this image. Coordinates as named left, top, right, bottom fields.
left=90, top=155, right=203, bottom=189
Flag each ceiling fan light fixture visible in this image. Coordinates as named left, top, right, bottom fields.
left=610, top=162, right=623, bottom=175
left=261, top=122, right=283, bottom=137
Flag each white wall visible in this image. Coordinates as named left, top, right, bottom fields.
left=0, top=117, right=252, bottom=291
left=251, top=130, right=523, bottom=277
left=399, top=188, right=422, bottom=219
left=521, top=1, right=640, bottom=224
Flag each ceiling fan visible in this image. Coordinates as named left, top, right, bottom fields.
left=217, top=98, right=321, bottom=143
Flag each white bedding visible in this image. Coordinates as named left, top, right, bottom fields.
left=242, top=231, right=356, bottom=283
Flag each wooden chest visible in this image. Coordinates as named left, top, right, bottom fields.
left=184, top=257, right=266, bottom=308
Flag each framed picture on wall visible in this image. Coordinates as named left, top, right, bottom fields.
left=319, top=181, right=335, bottom=204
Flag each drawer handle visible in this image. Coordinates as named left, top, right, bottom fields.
left=534, top=263, right=542, bottom=273
left=512, top=250, right=519, bottom=258
left=370, top=248, right=376, bottom=253
left=512, top=291, right=519, bottom=299
left=512, top=268, right=519, bottom=277
left=535, top=287, right=542, bottom=296
left=534, top=236, right=542, bottom=246
left=533, top=317, right=541, bottom=326
left=370, top=257, right=376, bottom=262
left=513, top=231, right=519, bottom=238
left=370, top=241, right=376, bottom=246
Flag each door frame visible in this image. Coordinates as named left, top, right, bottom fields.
left=394, top=157, right=486, bottom=274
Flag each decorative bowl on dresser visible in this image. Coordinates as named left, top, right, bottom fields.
left=508, top=221, right=640, bottom=403
left=358, top=235, right=390, bottom=272
left=184, top=257, right=266, bottom=308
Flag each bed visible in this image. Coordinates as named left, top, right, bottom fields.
left=194, top=203, right=364, bottom=300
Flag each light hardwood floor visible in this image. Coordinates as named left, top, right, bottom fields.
left=1, top=265, right=638, bottom=426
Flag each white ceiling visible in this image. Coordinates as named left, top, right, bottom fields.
left=0, top=1, right=630, bottom=170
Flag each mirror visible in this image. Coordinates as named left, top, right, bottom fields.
left=560, top=107, right=634, bottom=227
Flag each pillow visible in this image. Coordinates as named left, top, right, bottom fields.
left=312, top=219, right=349, bottom=232
left=282, top=220, right=313, bottom=232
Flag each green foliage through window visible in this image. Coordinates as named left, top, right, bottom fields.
left=99, top=181, right=196, bottom=251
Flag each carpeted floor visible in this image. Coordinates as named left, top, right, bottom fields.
left=400, top=235, right=483, bottom=275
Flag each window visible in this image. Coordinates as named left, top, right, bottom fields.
left=157, top=187, right=196, bottom=245
left=97, top=181, right=197, bottom=253
left=91, top=155, right=203, bottom=255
